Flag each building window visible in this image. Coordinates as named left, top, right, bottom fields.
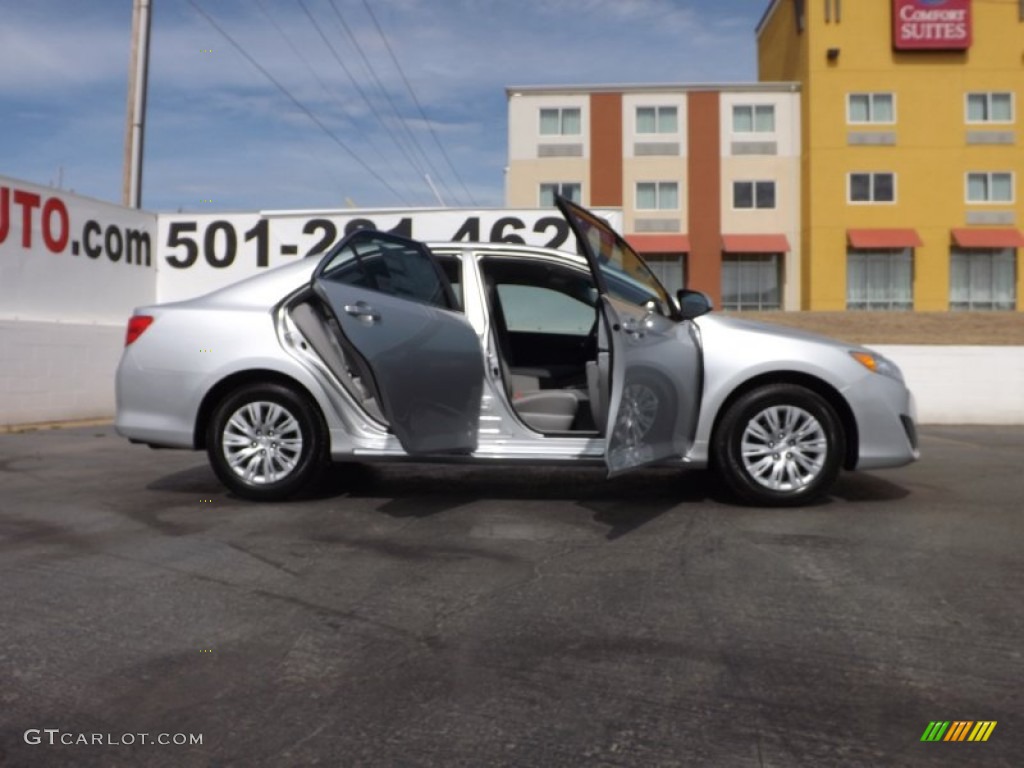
left=950, top=248, right=1017, bottom=310
left=643, top=254, right=686, bottom=296
left=539, top=183, right=581, bottom=207
left=539, top=107, right=581, bottom=136
left=722, top=254, right=781, bottom=311
left=966, top=172, right=1014, bottom=203
left=848, top=93, right=895, bottom=124
left=636, top=182, right=679, bottom=210
left=847, top=249, right=913, bottom=310
left=849, top=172, right=895, bottom=203
left=733, top=181, right=776, bottom=210
left=732, top=104, right=775, bottom=133
left=636, top=106, right=678, bottom=134
left=966, top=93, right=1014, bottom=123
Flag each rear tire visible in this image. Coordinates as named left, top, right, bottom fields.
left=206, top=382, right=327, bottom=501
left=713, top=383, right=844, bottom=507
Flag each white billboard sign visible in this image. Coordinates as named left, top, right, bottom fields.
left=155, top=208, right=622, bottom=303
left=0, top=175, right=157, bottom=323
left=1, top=170, right=623, bottom=312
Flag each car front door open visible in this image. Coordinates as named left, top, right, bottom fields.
left=556, top=197, right=701, bottom=475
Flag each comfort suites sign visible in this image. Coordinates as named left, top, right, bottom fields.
left=893, top=0, right=972, bottom=50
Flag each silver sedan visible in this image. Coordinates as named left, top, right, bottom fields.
left=115, top=198, right=918, bottom=506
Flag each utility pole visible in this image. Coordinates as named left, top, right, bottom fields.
left=122, top=0, right=152, bottom=208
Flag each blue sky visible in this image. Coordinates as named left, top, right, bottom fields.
left=1, top=0, right=770, bottom=212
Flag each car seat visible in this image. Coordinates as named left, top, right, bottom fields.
left=484, top=280, right=580, bottom=432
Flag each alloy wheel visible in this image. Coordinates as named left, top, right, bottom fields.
left=221, top=400, right=304, bottom=485
left=740, top=404, right=827, bottom=492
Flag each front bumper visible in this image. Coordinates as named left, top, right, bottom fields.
left=844, top=374, right=919, bottom=470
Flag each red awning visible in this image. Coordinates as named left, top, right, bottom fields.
left=847, top=228, right=923, bottom=248
left=951, top=228, right=1024, bottom=248
left=721, top=234, right=790, bottom=253
left=625, top=234, right=690, bottom=253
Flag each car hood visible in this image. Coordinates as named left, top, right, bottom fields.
left=694, top=314, right=866, bottom=351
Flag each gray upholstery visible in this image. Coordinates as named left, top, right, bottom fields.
left=493, top=331, right=578, bottom=432
left=509, top=372, right=541, bottom=396
left=585, top=351, right=610, bottom=433
left=513, top=390, right=580, bottom=432
left=290, top=302, right=386, bottom=422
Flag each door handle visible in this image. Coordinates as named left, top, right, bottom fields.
left=343, top=302, right=381, bottom=323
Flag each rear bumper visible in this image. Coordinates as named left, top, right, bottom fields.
left=114, top=355, right=201, bottom=449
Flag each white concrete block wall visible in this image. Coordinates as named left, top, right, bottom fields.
left=0, top=320, right=124, bottom=427
left=873, top=346, right=1024, bottom=426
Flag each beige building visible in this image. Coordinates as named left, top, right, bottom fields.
left=506, top=84, right=802, bottom=309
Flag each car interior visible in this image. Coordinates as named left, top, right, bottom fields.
left=285, top=244, right=614, bottom=440
left=479, top=256, right=609, bottom=435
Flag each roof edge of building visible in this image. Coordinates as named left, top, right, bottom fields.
left=755, top=0, right=785, bottom=38
left=505, top=82, right=800, bottom=97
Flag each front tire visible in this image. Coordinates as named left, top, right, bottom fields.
left=206, top=382, right=327, bottom=501
left=713, top=383, right=844, bottom=507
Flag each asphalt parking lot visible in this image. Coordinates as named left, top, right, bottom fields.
left=1, top=424, right=1022, bottom=767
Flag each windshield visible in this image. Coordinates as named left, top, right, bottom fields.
left=558, top=199, right=676, bottom=315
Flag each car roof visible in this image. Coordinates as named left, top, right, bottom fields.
left=425, top=242, right=589, bottom=268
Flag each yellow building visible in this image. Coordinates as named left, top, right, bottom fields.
left=758, top=0, right=1024, bottom=311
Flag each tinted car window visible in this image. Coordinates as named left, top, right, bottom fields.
left=497, top=284, right=593, bottom=334
left=558, top=199, right=675, bottom=314
left=583, top=226, right=670, bottom=309
left=436, top=256, right=463, bottom=311
left=320, top=231, right=454, bottom=309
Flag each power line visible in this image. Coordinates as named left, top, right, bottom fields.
left=326, top=0, right=461, bottom=206
left=254, top=0, right=407, bottom=186
left=293, top=0, right=433, bottom=200
left=325, top=0, right=448, bottom=201
left=361, top=0, right=478, bottom=206
left=187, top=0, right=408, bottom=203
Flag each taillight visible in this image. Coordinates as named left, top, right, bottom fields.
left=125, top=315, right=154, bottom=346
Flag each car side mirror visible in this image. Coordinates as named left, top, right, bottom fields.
left=677, top=289, right=713, bottom=320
